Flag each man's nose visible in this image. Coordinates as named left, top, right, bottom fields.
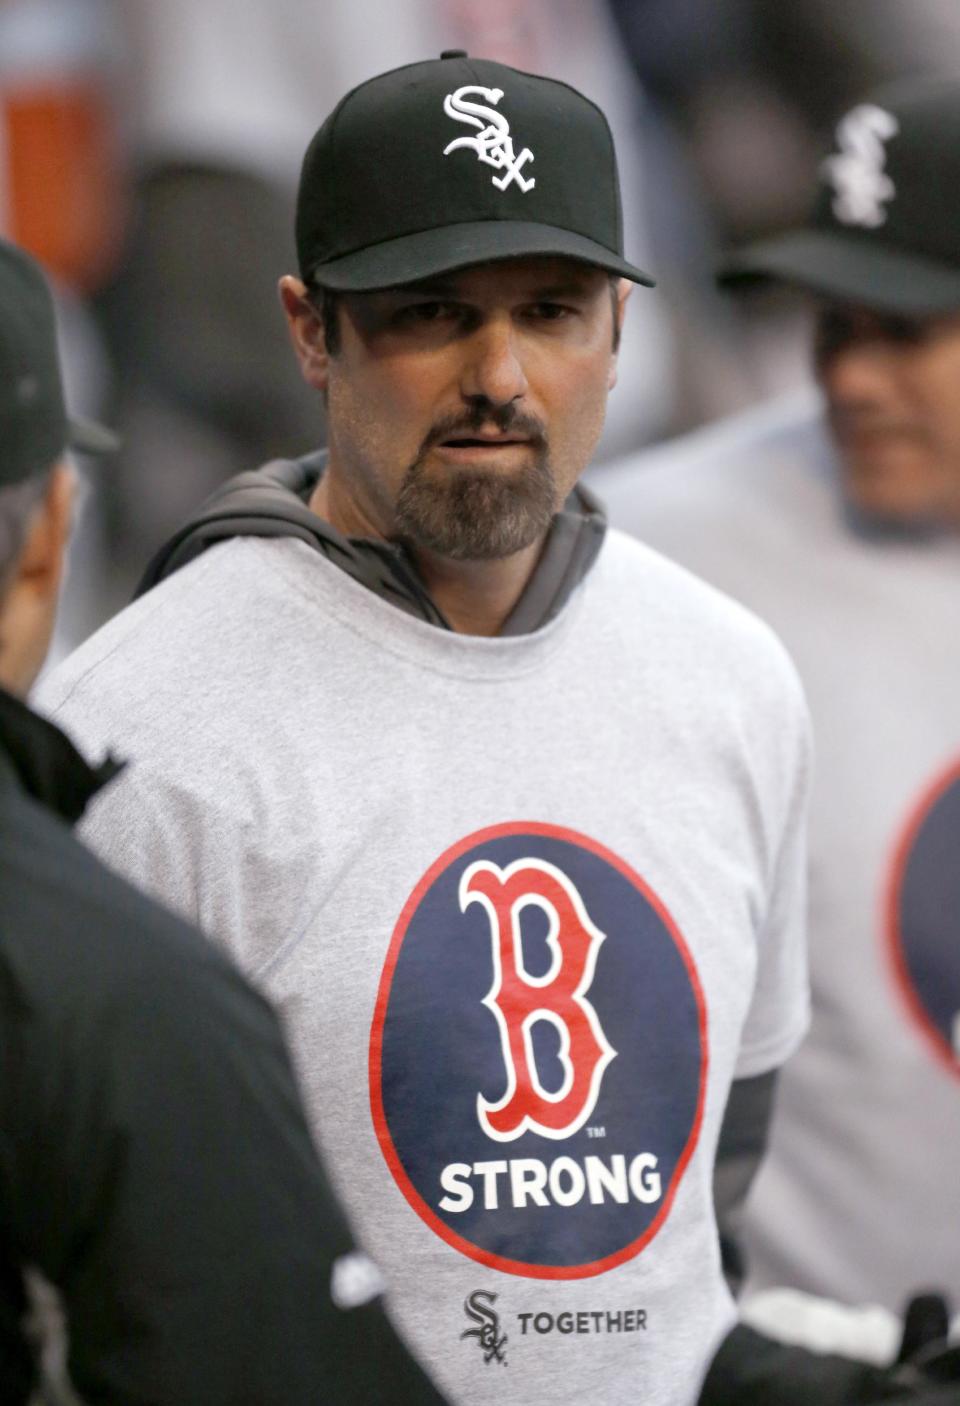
left=459, top=316, right=529, bottom=408
left=817, top=338, right=899, bottom=405
left=814, top=307, right=907, bottom=403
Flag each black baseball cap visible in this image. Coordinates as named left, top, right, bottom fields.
left=0, top=238, right=117, bottom=488
left=296, top=51, right=654, bottom=292
left=719, top=78, right=960, bottom=315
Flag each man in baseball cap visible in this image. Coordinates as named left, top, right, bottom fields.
left=719, top=75, right=960, bottom=530
left=0, top=238, right=449, bottom=1403
left=601, top=76, right=960, bottom=1399
left=0, top=238, right=118, bottom=480
left=0, top=238, right=117, bottom=689
left=39, top=55, right=822, bottom=1404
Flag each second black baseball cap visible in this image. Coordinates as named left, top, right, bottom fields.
left=296, top=51, right=655, bottom=292
left=718, top=78, right=960, bottom=315
left=0, top=238, right=118, bottom=487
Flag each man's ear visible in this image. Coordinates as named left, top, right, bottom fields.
left=608, top=279, right=633, bottom=390
left=0, top=461, right=75, bottom=696
left=15, top=461, right=74, bottom=599
left=279, top=275, right=330, bottom=392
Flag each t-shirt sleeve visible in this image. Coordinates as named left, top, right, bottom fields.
left=37, top=655, right=292, bottom=975
left=734, top=660, right=813, bottom=1080
left=75, top=758, right=295, bottom=976
left=77, top=762, right=211, bottom=923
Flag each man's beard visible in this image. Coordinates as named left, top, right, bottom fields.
left=393, top=408, right=557, bottom=561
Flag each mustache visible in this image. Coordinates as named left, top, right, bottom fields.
left=828, top=405, right=925, bottom=440
left=418, top=405, right=548, bottom=456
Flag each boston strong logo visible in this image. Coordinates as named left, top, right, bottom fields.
left=370, top=822, right=707, bottom=1278
left=461, top=856, right=616, bottom=1142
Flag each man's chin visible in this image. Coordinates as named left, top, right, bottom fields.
left=841, top=453, right=948, bottom=526
left=398, top=511, right=552, bottom=562
left=394, top=458, right=557, bottom=560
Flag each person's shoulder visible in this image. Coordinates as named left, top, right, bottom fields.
left=595, top=526, right=808, bottom=719
left=595, top=386, right=828, bottom=529
left=36, top=537, right=300, bottom=755
left=596, top=520, right=775, bottom=638
left=40, top=540, right=237, bottom=697
left=607, top=384, right=826, bottom=484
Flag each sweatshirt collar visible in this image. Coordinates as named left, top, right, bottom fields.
left=299, top=453, right=607, bottom=634
left=137, top=450, right=609, bottom=634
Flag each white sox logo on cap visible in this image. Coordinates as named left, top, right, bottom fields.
left=822, top=103, right=900, bottom=229
left=443, top=85, right=536, bottom=193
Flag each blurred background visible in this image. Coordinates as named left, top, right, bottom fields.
left=2, top=0, right=958, bottom=652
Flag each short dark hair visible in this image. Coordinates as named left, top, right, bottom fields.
left=306, top=282, right=343, bottom=356
left=0, top=472, right=48, bottom=593
left=307, top=270, right=622, bottom=357
left=608, top=274, right=622, bottom=351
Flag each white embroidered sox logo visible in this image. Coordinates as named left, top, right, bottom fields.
left=822, top=104, right=900, bottom=228
left=443, top=86, right=536, bottom=193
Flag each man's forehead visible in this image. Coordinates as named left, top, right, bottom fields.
left=814, top=298, right=960, bottom=332
left=817, top=297, right=913, bottom=319
left=370, top=256, right=610, bottom=300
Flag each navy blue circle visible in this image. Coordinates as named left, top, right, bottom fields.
left=376, top=828, right=705, bottom=1271
left=895, top=772, right=960, bottom=1066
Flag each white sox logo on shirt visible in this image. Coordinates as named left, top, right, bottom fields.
left=370, top=822, right=707, bottom=1279
left=822, top=103, right=899, bottom=228
left=460, top=858, right=615, bottom=1141
left=443, top=86, right=536, bottom=192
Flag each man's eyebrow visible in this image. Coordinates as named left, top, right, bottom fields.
left=375, top=277, right=599, bottom=300
left=381, top=279, right=462, bottom=298
left=528, top=282, right=596, bottom=300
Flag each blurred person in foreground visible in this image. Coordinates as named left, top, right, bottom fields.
left=0, top=237, right=446, bottom=1405
left=599, top=77, right=960, bottom=1383
left=34, top=51, right=958, bottom=1405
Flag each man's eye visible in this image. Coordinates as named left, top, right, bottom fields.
left=883, top=316, right=926, bottom=345
left=395, top=301, right=456, bottom=325
left=529, top=302, right=571, bottom=321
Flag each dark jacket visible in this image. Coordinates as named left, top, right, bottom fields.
left=0, top=687, right=445, bottom=1405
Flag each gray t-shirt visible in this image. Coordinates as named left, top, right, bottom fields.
left=597, top=392, right=960, bottom=1314
left=39, top=527, right=810, bottom=1406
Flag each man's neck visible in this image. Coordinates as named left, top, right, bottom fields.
left=407, top=540, right=543, bottom=636
left=308, top=468, right=544, bottom=637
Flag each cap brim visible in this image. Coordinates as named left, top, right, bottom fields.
left=309, top=220, right=655, bottom=290
left=67, top=414, right=120, bottom=456
left=718, top=230, right=960, bottom=315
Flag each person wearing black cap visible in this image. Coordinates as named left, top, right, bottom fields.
left=599, top=77, right=960, bottom=1398
left=39, top=55, right=823, bottom=1405
left=0, top=236, right=448, bottom=1404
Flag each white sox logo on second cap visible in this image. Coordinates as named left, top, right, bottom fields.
left=822, top=103, right=899, bottom=228
left=443, top=85, right=536, bottom=193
